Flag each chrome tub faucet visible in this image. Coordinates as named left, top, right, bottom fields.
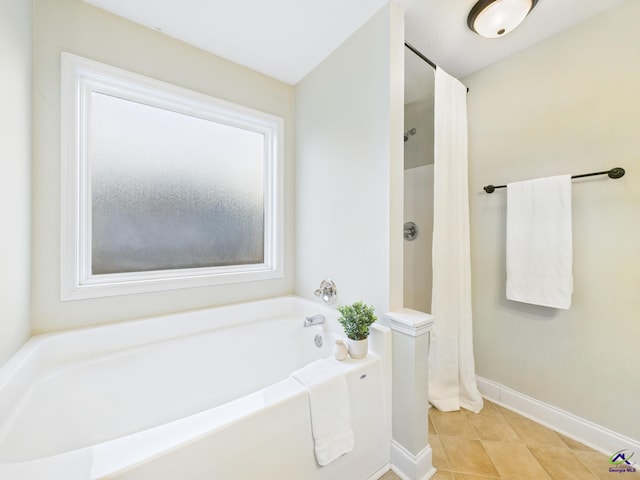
left=304, top=314, right=326, bottom=327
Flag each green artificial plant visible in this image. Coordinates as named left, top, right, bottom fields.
left=336, top=301, right=377, bottom=341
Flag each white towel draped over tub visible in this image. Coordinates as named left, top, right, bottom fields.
left=507, top=174, right=573, bottom=309
left=291, top=359, right=354, bottom=466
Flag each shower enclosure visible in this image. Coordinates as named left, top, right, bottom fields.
left=403, top=44, right=435, bottom=313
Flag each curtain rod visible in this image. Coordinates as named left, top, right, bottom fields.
left=483, top=167, right=626, bottom=193
left=404, top=41, right=469, bottom=92
left=404, top=42, right=436, bottom=70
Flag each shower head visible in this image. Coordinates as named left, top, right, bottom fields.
left=404, top=128, right=417, bottom=142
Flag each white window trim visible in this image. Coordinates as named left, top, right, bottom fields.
left=60, top=52, right=284, bottom=301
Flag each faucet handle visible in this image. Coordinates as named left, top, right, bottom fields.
left=313, top=279, right=337, bottom=304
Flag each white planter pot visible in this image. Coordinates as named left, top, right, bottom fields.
left=347, top=338, right=368, bottom=359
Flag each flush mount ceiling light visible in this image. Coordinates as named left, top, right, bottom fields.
left=468, top=0, right=538, bottom=38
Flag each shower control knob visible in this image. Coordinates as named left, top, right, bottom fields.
left=404, top=221, right=419, bottom=241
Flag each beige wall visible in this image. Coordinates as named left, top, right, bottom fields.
left=32, top=0, right=295, bottom=333
left=0, top=0, right=32, bottom=363
left=466, top=0, right=640, bottom=440
left=295, top=3, right=405, bottom=314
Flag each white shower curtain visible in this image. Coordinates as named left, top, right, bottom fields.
left=428, top=68, right=483, bottom=413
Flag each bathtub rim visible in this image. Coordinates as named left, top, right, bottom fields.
left=0, top=296, right=340, bottom=441
left=0, top=354, right=388, bottom=479
left=0, top=295, right=392, bottom=476
left=0, top=295, right=341, bottom=388
left=91, top=354, right=385, bottom=478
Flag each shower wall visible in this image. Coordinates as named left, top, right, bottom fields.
left=403, top=96, right=434, bottom=312
left=403, top=164, right=433, bottom=312
left=404, top=98, right=434, bottom=169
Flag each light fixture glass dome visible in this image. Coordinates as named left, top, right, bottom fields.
left=468, top=0, right=538, bottom=38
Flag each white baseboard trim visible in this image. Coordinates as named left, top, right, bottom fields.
left=369, top=463, right=392, bottom=480
left=477, top=375, right=640, bottom=457
left=390, top=440, right=436, bottom=480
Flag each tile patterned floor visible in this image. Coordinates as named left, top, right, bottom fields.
left=381, top=400, right=640, bottom=480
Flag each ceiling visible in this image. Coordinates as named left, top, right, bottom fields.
left=83, top=0, right=627, bottom=85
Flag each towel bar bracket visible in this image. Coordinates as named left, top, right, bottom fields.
left=608, top=167, right=625, bottom=179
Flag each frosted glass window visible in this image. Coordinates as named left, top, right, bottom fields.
left=61, top=53, right=283, bottom=300
left=90, top=93, right=265, bottom=274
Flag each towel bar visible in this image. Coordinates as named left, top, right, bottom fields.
left=483, top=167, right=625, bottom=193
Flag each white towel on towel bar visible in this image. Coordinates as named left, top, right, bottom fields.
left=506, top=175, right=573, bottom=309
left=291, top=359, right=354, bottom=466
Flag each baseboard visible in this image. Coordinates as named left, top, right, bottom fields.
left=390, top=440, right=436, bottom=480
left=369, top=463, right=392, bottom=480
left=476, top=376, right=640, bottom=457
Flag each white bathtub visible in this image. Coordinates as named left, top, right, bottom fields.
left=0, top=296, right=392, bottom=479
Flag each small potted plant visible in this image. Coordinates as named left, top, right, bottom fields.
left=337, top=301, right=377, bottom=359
